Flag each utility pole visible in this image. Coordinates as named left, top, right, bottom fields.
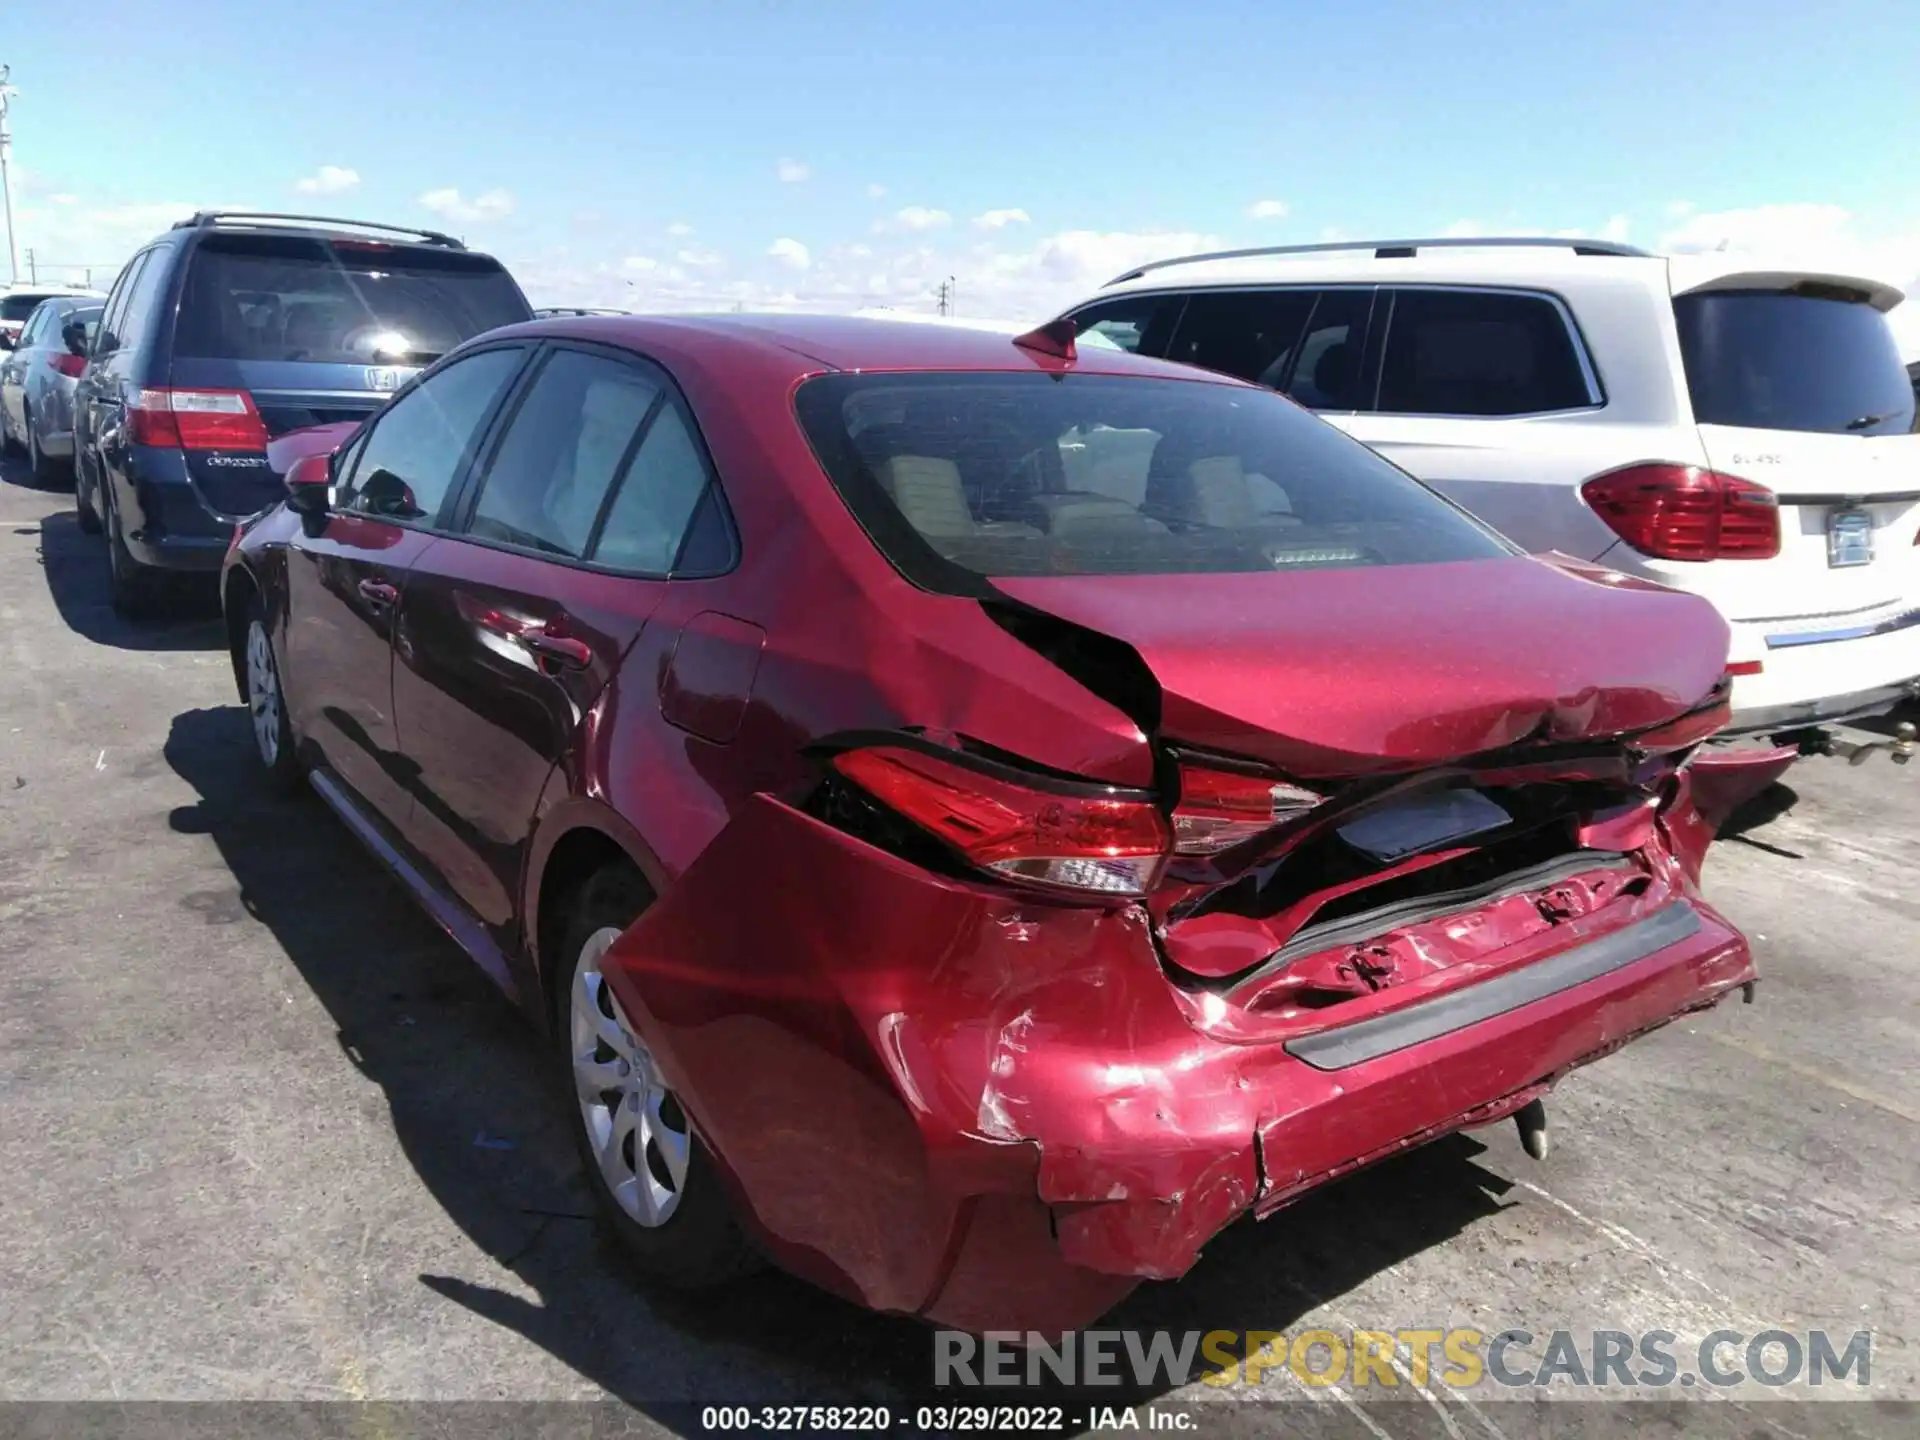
left=0, top=66, right=19, bottom=284
left=936, top=275, right=956, bottom=317
left=24, top=247, right=34, bottom=283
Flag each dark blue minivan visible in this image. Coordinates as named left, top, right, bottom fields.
left=73, top=211, right=534, bottom=616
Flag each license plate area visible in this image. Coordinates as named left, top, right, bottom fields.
left=1337, top=789, right=1512, bottom=863
left=1827, top=508, right=1875, bottom=568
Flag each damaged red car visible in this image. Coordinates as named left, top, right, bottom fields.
left=222, top=313, right=1764, bottom=1333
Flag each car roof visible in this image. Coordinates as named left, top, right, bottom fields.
left=1085, top=237, right=1907, bottom=311
left=491, top=312, right=1249, bottom=383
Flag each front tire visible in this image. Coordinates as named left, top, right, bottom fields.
left=557, top=866, right=759, bottom=1289
left=243, top=598, right=303, bottom=795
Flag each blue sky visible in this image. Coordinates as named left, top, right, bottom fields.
left=5, top=0, right=1918, bottom=337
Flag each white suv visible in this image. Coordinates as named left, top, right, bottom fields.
left=1056, top=238, right=1920, bottom=737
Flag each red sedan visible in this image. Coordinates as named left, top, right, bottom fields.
left=223, top=313, right=1768, bottom=1332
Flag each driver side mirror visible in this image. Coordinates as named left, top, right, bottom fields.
left=284, top=453, right=333, bottom=518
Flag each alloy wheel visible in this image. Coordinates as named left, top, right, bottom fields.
left=245, top=619, right=282, bottom=768
left=570, top=927, right=689, bottom=1227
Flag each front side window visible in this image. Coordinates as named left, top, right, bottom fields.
left=1163, top=289, right=1317, bottom=388
left=1674, top=289, right=1916, bottom=436
left=339, top=347, right=526, bottom=522
left=466, top=349, right=661, bottom=559
left=795, top=371, right=1509, bottom=589
left=1377, top=289, right=1597, bottom=417
left=1066, top=295, right=1184, bottom=355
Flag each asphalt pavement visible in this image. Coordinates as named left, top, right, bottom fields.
left=1, top=455, right=1915, bottom=1438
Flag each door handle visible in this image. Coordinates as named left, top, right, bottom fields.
left=358, top=579, right=399, bottom=608
left=521, top=631, right=593, bottom=669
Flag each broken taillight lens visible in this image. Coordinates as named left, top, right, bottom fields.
left=1171, top=764, right=1323, bottom=857
left=830, top=745, right=1171, bottom=896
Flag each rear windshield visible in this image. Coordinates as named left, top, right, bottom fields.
left=174, top=234, right=531, bottom=365
left=794, top=371, right=1511, bottom=586
left=1674, top=290, right=1917, bottom=436
left=2, top=293, right=64, bottom=321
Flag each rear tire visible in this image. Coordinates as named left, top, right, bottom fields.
left=103, top=481, right=159, bottom=620
left=26, top=409, right=61, bottom=487
left=556, top=865, right=760, bottom=1289
left=242, top=596, right=303, bottom=796
left=75, top=463, right=102, bottom=534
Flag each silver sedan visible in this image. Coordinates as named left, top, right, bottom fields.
left=1, top=297, right=103, bottom=485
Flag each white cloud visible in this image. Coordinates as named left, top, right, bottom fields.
left=768, top=237, right=811, bottom=271
left=1442, top=218, right=1486, bottom=238
left=1247, top=199, right=1289, bottom=220
left=893, top=206, right=952, bottom=232
left=48, top=193, right=79, bottom=207
left=866, top=183, right=888, bottom=200
left=621, top=255, right=659, bottom=273
left=973, top=208, right=1030, bottom=231
left=417, top=187, right=515, bottom=223
left=295, top=165, right=361, bottom=196
left=677, top=246, right=724, bottom=269
left=777, top=158, right=811, bottom=183
left=667, top=222, right=695, bottom=237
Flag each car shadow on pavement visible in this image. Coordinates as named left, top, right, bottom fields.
left=36, top=510, right=224, bottom=652
left=164, top=703, right=1521, bottom=1426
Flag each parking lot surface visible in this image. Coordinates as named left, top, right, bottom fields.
left=1, top=456, right=1915, bottom=1436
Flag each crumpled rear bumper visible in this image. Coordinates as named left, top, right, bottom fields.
left=598, top=794, right=1755, bottom=1333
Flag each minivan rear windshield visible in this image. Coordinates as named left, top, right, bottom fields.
left=1674, top=289, right=1917, bottom=436
left=174, top=234, right=531, bottom=365
left=794, top=371, right=1511, bottom=588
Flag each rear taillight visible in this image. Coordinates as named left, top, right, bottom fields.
left=50, top=353, right=86, bottom=379
left=830, top=746, right=1170, bottom=896
left=1580, top=463, right=1780, bottom=561
left=1170, top=764, right=1323, bottom=856
left=128, top=388, right=269, bottom=451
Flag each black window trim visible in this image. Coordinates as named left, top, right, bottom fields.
left=1061, top=290, right=1192, bottom=357
left=94, top=249, right=153, bottom=359
left=1369, top=283, right=1608, bottom=419
left=442, top=337, right=741, bottom=581
left=335, top=339, right=536, bottom=532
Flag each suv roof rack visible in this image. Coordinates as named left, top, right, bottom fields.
left=171, top=211, right=465, bottom=250
left=1107, top=236, right=1650, bottom=286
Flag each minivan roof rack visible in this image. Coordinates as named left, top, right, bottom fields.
left=1107, top=236, right=1650, bottom=286
left=172, top=211, right=465, bottom=250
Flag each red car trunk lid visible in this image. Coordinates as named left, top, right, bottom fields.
left=991, top=553, right=1731, bottom=778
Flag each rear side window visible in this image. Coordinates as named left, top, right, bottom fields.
left=467, top=350, right=661, bottom=559
left=1377, top=289, right=1597, bottom=417
left=340, top=347, right=525, bottom=522
left=794, top=371, right=1509, bottom=587
left=592, top=403, right=714, bottom=572
left=174, top=234, right=531, bottom=366
left=1674, top=290, right=1916, bottom=436
left=115, top=252, right=173, bottom=353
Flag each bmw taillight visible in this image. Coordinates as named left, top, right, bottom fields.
left=128, top=388, right=269, bottom=451
left=826, top=746, right=1324, bottom=897
left=1581, top=463, right=1780, bottom=561
left=1169, top=764, right=1323, bottom=857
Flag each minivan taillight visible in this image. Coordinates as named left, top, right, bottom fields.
left=1580, top=463, right=1780, bottom=561
left=830, top=746, right=1170, bottom=896
left=128, top=388, right=269, bottom=451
